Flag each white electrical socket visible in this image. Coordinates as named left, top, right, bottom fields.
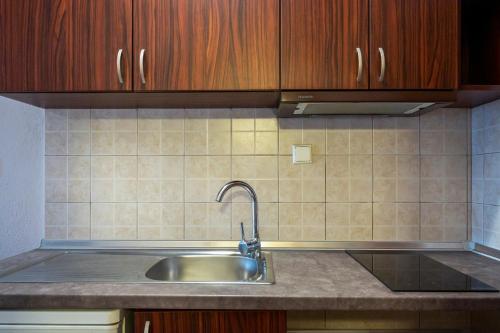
left=292, top=144, right=312, bottom=164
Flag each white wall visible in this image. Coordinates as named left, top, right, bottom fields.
left=0, top=97, right=44, bottom=260
left=471, top=99, right=500, bottom=250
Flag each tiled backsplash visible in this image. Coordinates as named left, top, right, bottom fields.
left=471, top=99, right=500, bottom=250
left=45, top=107, right=470, bottom=242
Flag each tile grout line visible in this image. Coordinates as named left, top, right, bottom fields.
left=183, top=109, right=187, bottom=240
left=136, top=108, right=139, bottom=240
left=89, top=109, right=93, bottom=240
left=418, top=113, right=422, bottom=241
left=371, top=116, right=374, bottom=241
left=66, top=110, right=69, bottom=240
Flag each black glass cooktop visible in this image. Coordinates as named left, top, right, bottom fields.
left=347, top=251, right=498, bottom=292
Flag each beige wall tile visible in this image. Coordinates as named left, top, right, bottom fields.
left=232, top=109, right=255, bottom=131
left=114, top=132, right=137, bottom=155
left=68, top=203, right=90, bottom=239
left=326, top=117, right=350, bottom=155
left=161, top=131, right=184, bottom=155
left=232, top=131, right=255, bottom=155
left=185, top=131, right=207, bottom=155
left=45, top=131, right=67, bottom=155
left=45, top=203, right=68, bottom=227
left=255, top=131, right=278, bottom=155
left=373, top=117, right=396, bottom=154
left=68, top=110, right=90, bottom=131
left=46, top=181, right=68, bottom=203
left=255, top=109, right=278, bottom=131
left=208, top=131, right=230, bottom=155
left=68, top=180, right=90, bottom=202
left=373, top=178, right=396, bottom=202
left=138, top=131, right=160, bottom=155
left=278, top=118, right=302, bottom=155
left=45, top=107, right=471, bottom=242
left=46, top=110, right=68, bottom=131
left=68, top=132, right=90, bottom=155
left=326, top=203, right=372, bottom=240
left=349, top=117, right=373, bottom=154
left=46, top=226, right=68, bottom=240
left=138, top=203, right=161, bottom=240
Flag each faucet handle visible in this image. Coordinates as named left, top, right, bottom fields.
left=239, top=222, right=246, bottom=241
left=238, top=222, right=249, bottom=256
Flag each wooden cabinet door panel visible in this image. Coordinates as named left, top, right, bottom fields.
left=134, top=311, right=286, bottom=333
left=370, top=0, right=459, bottom=89
left=221, top=311, right=286, bottom=333
left=133, top=0, right=279, bottom=91
left=0, top=0, right=132, bottom=92
left=135, top=311, right=219, bottom=333
left=281, top=0, right=369, bottom=90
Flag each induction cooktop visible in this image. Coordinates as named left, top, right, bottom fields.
left=347, top=251, right=498, bottom=292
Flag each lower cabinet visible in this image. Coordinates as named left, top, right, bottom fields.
left=134, top=311, right=286, bottom=333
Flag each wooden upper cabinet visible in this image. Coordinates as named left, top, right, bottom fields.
left=281, top=0, right=370, bottom=90
left=370, top=0, right=459, bottom=89
left=133, top=0, right=279, bottom=91
left=0, top=0, right=132, bottom=92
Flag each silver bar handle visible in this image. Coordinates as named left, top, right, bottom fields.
left=143, top=320, right=150, bottom=333
left=378, top=47, right=386, bottom=82
left=116, top=49, right=124, bottom=85
left=140, top=49, right=146, bottom=84
left=355, top=47, right=363, bottom=83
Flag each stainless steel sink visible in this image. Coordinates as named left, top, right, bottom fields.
left=146, top=253, right=273, bottom=284
left=0, top=250, right=274, bottom=284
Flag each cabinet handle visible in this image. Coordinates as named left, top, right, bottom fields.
left=355, top=47, right=363, bottom=83
left=116, top=49, right=124, bottom=85
left=140, top=49, right=146, bottom=84
left=378, top=47, right=386, bottom=82
left=143, top=320, right=150, bottom=333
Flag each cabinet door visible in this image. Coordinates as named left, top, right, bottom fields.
left=135, top=311, right=220, bottom=333
left=370, top=0, right=459, bottom=89
left=134, top=311, right=286, bottom=333
left=133, top=0, right=279, bottom=91
left=281, top=0, right=369, bottom=90
left=0, top=0, right=132, bottom=92
left=220, top=311, right=286, bottom=333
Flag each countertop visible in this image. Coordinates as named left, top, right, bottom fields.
left=0, top=249, right=500, bottom=311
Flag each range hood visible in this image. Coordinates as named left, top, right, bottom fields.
left=277, top=91, right=457, bottom=117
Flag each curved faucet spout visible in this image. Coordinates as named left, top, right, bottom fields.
left=216, top=181, right=260, bottom=259
left=215, top=180, right=259, bottom=240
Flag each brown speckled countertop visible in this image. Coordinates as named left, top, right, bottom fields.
left=0, top=249, right=500, bottom=311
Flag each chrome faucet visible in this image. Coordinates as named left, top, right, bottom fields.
left=215, top=181, right=261, bottom=259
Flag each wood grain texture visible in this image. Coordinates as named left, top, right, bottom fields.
left=135, top=311, right=220, bottom=333
left=281, top=0, right=369, bottom=90
left=133, top=0, right=279, bottom=91
left=369, top=0, right=459, bottom=89
left=0, top=0, right=132, bottom=92
left=134, top=311, right=286, bottom=333
left=220, top=310, right=286, bottom=333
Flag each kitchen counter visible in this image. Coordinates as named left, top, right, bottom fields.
left=0, top=249, right=500, bottom=311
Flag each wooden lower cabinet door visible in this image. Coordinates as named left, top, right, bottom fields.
left=134, top=311, right=286, bottom=333
left=220, top=311, right=286, bottom=333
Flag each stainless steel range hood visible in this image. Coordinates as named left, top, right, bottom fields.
left=277, top=91, right=457, bottom=117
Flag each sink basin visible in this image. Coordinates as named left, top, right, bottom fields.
left=145, top=253, right=274, bottom=284
left=0, top=250, right=274, bottom=284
